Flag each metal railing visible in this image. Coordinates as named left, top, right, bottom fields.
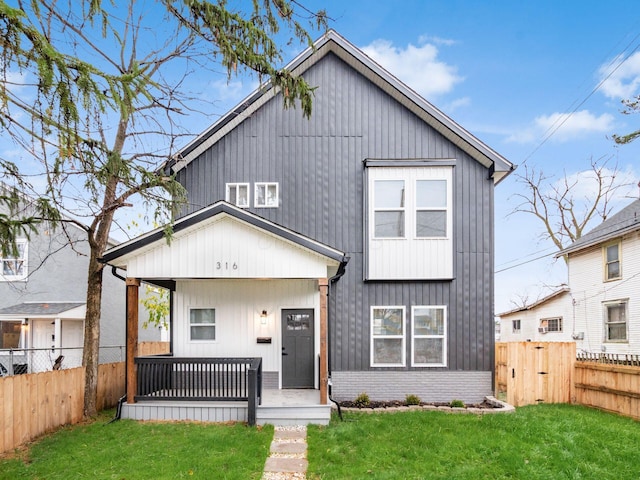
left=0, top=345, right=125, bottom=376
left=135, top=356, right=263, bottom=425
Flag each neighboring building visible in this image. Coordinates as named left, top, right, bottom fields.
left=103, top=30, right=513, bottom=407
left=0, top=187, right=159, bottom=375
left=497, top=287, right=575, bottom=343
left=558, top=198, right=640, bottom=355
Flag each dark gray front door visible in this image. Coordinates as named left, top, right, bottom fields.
left=281, top=309, right=314, bottom=388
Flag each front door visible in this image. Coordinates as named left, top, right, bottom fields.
left=281, top=309, right=314, bottom=388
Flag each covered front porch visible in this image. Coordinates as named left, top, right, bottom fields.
left=102, top=202, right=348, bottom=425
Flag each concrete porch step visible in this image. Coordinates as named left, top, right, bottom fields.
left=257, top=404, right=331, bottom=426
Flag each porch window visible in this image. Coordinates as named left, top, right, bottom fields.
left=604, top=300, right=627, bottom=342
left=226, top=183, right=250, bottom=208
left=412, top=306, right=447, bottom=366
left=255, top=182, right=278, bottom=208
left=603, top=241, right=621, bottom=281
left=190, top=308, right=216, bottom=341
left=371, top=306, right=405, bottom=367
left=1, top=239, right=27, bottom=281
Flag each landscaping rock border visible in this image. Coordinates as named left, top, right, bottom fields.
left=334, top=396, right=515, bottom=415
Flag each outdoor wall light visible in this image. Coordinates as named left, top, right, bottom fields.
left=260, top=310, right=268, bottom=324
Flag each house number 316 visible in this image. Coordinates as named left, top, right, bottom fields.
left=216, top=262, right=238, bottom=270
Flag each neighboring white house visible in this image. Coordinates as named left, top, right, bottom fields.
left=498, top=287, right=575, bottom=342
left=558, top=198, right=640, bottom=355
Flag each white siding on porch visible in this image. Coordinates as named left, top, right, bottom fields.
left=122, top=215, right=338, bottom=279
left=173, top=279, right=319, bottom=379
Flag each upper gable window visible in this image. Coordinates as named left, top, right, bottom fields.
left=604, top=241, right=621, bottom=281
left=366, top=164, right=453, bottom=280
left=226, top=183, right=250, bottom=208
left=255, top=182, right=279, bottom=208
left=1, top=239, right=28, bottom=281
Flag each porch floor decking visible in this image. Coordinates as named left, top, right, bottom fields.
left=120, top=389, right=331, bottom=426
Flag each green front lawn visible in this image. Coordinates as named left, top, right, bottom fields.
left=307, top=404, right=640, bottom=479
left=0, top=411, right=272, bottom=480
left=2, top=405, right=639, bottom=479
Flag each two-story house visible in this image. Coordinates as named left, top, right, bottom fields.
left=558, top=198, right=640, bottom=355
left=102, top=30, right=513, bottom=423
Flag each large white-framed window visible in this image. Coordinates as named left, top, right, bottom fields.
left=415, top=180, right=447, bottom=238
left=603, top=241, right=621, bottom=281
left=366, top=164, right=453, bottom=279
left=189, top=308, right=216, bottom=341
left=225, top=183, right=250, bottom=208
left=255, top=182, right=279, bottom=208
left=373, top=180, right=405, bottom=238
left=371, top=306, right=405, bottom=367
left=1, top=239, right=28, bottom=281
left=412, top=306, right=447, bottom=366
left=604, top=300, right=628, bottom=342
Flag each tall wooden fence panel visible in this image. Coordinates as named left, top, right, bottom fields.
left=575, top=361, right=640, bottom=420
left=0, top=342, right=169, bottom=455
left=496, top=342, right=576, bottom=407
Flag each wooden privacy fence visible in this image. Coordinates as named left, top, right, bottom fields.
left=496, top=342, right=640, bottom=420
left=495, top=342, right=576, bottom=407
left=0, top=341, right=168, bottom=455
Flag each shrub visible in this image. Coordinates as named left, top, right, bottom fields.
left=405, top=394, right=421, bottom=406
left=449, top=399, right=465, bottom=408
left=354, top=392, right=371, bottom=408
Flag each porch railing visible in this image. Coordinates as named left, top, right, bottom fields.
left=135, top=356, right=262, bottom=424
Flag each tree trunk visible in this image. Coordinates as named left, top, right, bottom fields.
left=82, top=245, right=105, bottom=418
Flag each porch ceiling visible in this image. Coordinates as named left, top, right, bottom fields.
left=102, top=202, right=348, bottom=280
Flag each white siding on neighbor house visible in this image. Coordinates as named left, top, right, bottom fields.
left=499, top=291, right=574, bottom=343
left=173, top=279, right=319, bottom=385
left=367, top=166, right=453, bottom=280
left=568, top=231, right=640, bottom=355
left=123, top=215, right=338, bottom=279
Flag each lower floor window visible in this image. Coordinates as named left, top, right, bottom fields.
left=540, top=317, right=562, bottom=333
left=412, top=306, right=446, bottom=366
left=0, top=321, right=22, bottom=348
left=190, top=308, right=216, bottom=341
left=604, top=300, right=627, bottom=342
left=512, top=319, right=521, bottom=334
left=371, top=306, right=405, bottom=366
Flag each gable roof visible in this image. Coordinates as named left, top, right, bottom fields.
left=497, top=287, right=570, bottom=317
left=558, top=199, right=640, bottom=256
left=102, top=201, right=349, bottom=268
left=164, top=30, right=513, bottom=184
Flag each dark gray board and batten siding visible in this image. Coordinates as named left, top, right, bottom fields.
left=176, top=52, right=495, bottom=397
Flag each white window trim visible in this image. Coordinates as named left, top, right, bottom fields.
left=188, top=307, right=217, bottom=343
left=0, top=239, right=28, bottom=282
left=370, top=306, right=406, bottom=367
left=254, top=182, right=279, bottom=208
left=414, top=179, right=448, bottom=239
left=372, top=179, right=406, bottom=240
left=603, top=299, right=628, bottom=343
left=512, top=319, right=521, bottom=334
left=225, top=183, right=250, bottom=208
left=411, top=305, right=447, bottom=367
left=603, top=240, right=622, bottom=282
left=540, top=317, right=562, bottom=333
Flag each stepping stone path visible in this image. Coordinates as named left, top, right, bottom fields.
left=262, top=426, right=308, bottom=480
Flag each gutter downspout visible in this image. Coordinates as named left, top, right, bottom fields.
left=326, top=256, right=349, bottom=421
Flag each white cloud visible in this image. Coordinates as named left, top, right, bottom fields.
left=361, top=38, right=462, bottom=99
left=598, top=51, right=640, bottom=100
left=506, top=110, right=615, bottom=143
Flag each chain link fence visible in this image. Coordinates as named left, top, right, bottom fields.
left=0, top=345, right=125, bottom=376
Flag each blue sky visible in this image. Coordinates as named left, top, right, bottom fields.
left=5, top=1, right=640, bottom=314
left=269, top=0, right=640, bottom=314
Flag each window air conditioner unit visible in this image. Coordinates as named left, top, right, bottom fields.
left=538, top=327, right=548, bottom=334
